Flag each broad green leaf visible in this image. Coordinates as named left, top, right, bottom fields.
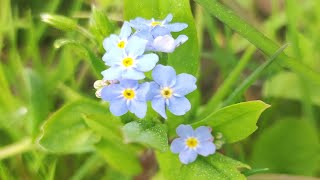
left=124, top=0, right=199, bottom=75
left=159, top=0, right=200, bottom=75
left=156, top=151, right=249, bottom=180
left=95, top=138, right=142, bottom=176
left=38, top=100, right=108, bottom=153
left=83, top=114, right=122, bottom=141
left=26, top=69, right=50, bottom=137
left=248, top=174, right=320, bottom=180
left=192, top=101, right=270, bottom=143
left=122, top=121, right=168, bottom=152
left=263, top=72, right=320, bottom=106
left=251, top=119, right=320, bottom=176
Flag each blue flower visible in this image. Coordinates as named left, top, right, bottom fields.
left=102, top=36, right=159, bottom=80
left=100, top=79, right=150, bottom=118
left=148, top=65, right=197, bottom=119
left=130, top=14, right=189, bottom=53
left=130, top=14, right=188, bottom=33
left=103, top=21, right=132, bottom=52
left=170, top=124, right=216, bottom=164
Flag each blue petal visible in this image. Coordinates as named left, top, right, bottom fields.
left=176, top=124, right=193, bottom=137
left=196, top=142, right=216, bottom=156
left=165, top=23, right=188, bottom=32
left=129, top=17, right=150, bottom=30
left=170, top=138, right=185, bottom=153
left=151, top=26, right=171, bottom=37
left=126, top=36, right=147, bottom=57
left=174, top=35, right=188, bottom=47
left=168, top=96, right=191, bottom=116
left=136, top=82, right=150, bottom=101
left=151, top=97, right=167, bottom=119
left=172, top=73, right=197, bottom=96
left=100, top=84, right=122, bottom=101
left=109, top=98, right=128, bottom=116
left=179, top=149, right=198, bottom=164
left=147, top=82, right=161, bottom=100
left=102, top=48, right=124, bottom=66
left=152, top=35, right=176, bottom=53
left=152, top=65, right=176, bottom=87
left=121, top=69, right=145, bottom=80
left=103, top=34, right=119, bottom=52
left=119, top=21, right=132, bottom=39
left=136, top=53, right=159, bottom=71
left=128, top=100, right=147, bottom=118
left=194, top=126, right=213, bottom=142
left=101, top=67, right=122, bottom=80
left=163, top=14, right=173, bottom=24
left=119, top=79, right=139, bottom=89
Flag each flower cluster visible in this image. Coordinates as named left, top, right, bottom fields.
left=94, top=14, right=197, bottom=119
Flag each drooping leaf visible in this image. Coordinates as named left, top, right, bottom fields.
left=38, top=100, right=108, bottom=153
left=155, top=151, right=250, bottom=180
left=95, top=138, right=142, bottom=176
left=122, top=121, right=168, bottom=152
left=192, top=101, right=270, bottom=143
left=251, top=118, right=320, bottom=176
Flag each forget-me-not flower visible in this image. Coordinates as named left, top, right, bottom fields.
left=130, top=14, right=188, bottom=53
left=148, top=65, right=197, bottom=119
left=170, top=124, right=216, bottom=164
left=130, top=14, right=187, bottom=33
left=101, top=79, right=150, bottom=118
left=103, top=21, right=132, bottom=52
left=102, top=36, right=159, bottom=80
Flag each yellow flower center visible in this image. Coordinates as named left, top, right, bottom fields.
left=123, top=89, right=135, bottom=99
left=186, top=137, right=199, bottom=149
left=151, top=21, right=161, bottom=27
left=161, top=87, right=173, bottom=98
left=122, top=57, right=134, bottom=67
left=117, top=40, right=126, bottom=48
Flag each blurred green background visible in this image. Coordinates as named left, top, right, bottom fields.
left=0, top=0, right=319, bottom=179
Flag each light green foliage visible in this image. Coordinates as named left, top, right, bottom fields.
left=156, top=151, right=250, bottom=180
left=38, top=100, right=107, bottom=153
left=251, top=119, right=320, bottom=176
left=122, top=121, right=168, bottom=152
left=263, top=72, right=320, bottom=106
left=95, top=139, right=142, bottom=176
left=193, top=101, right=270, bottom=143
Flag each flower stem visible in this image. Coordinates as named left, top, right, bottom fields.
left=0, top=138, right=34, bottom=160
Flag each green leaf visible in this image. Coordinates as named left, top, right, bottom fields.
left=263, top=72, right=320, bottom=106
left=192, top=101, right=270, bottom=143
left=156, top=151, right=249, bottom=180
left=38, top=100, right=108, bottom=153
left=26, top=69, right=50, bottom=137
left=251, top=118, right=320, bottom=176
left=123, top=0, right=200, bottom=75
left=95, top=139, right=142, bottom=176
left=122, top=121, right=168, bottom=152
left=83, top=114, right=122, bottom=141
